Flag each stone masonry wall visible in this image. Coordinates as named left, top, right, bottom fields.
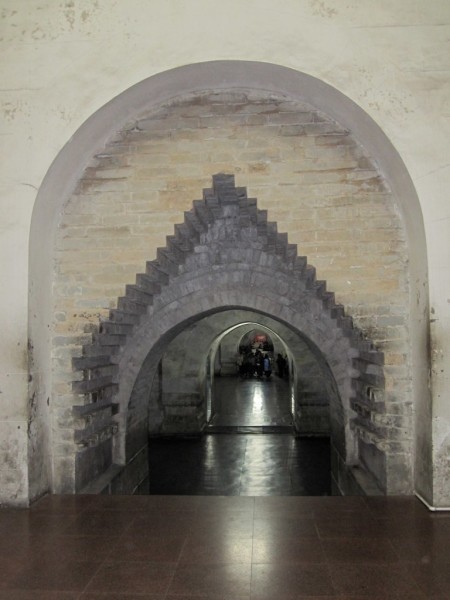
left=53, top=90, right=410, bottom=493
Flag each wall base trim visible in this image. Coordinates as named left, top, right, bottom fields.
left=415, top=491, right=450, bottom=512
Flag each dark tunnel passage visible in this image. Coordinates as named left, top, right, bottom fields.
left=147, top=374, right=331, bottom=496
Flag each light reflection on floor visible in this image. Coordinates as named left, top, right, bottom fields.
left=209, top=375, right=293, bottom=428
left=148, top=375, right=331, bottom=496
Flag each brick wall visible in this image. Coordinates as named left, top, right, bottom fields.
left=53, top=90, right=410, bottom=493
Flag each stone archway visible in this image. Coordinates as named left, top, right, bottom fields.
left=72, top=174, right=384, bottom=494
left=204, top=318, right=332, bottom=436
left=29, top=61, right=429, bottom=502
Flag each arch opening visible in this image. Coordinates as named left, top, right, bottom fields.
left=144, top=312, right=337, bottom=497
left=206, top=319, right=333, bottom=438
left=127, top=306, right=342, bottom=496
left=28, top=62, right=428, bottom=502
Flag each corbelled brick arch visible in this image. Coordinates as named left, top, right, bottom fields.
left=72, top=175, right=384, bottom=494
left=29, top=61, right=430, bottom=503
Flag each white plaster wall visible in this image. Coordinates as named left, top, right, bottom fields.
left=1, top=0, right=449, bottom=505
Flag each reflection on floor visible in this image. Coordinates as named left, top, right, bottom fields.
left=1, top=494, right=449, bottom=599
left=149, top=374, right=330, bottom=496
left=209, top=375, right=293, bottom=428
left=2, top=384, right=449, bottom=598
left=148, top=434, right=331, bottom=496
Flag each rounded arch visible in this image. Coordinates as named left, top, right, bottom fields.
left=29, top=61, right=430, bottom=498
left=238, top=328, right=275, bottom=351
left=129, top=310, right=338, bottom=432
left=126, top=302, right=344, bottom=456
left=167, top=314, right=334, bottom=436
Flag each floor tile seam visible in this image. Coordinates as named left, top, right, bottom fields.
left=250, top=494, right=256, bottom=559
left=49, top=512, right=80, bottom=535
left=315, top=558, right=339, bottom=596
left=163, top=525, right=193, bottom=599
left=328, top=560, right=420, bottom=574
left=0, top=587, right=84, bottom=599
left=314, top=514, right=391, bottom=525
left=5, top=558, right=106, bottom=595
left=101, top=529, right=132, bottom=561
left=121, top=510, right=154, bottom=536
left=249, top=558, right=257, bottom=597
left=315, top=521, right=329, bottom=568
left=381, top=562, right=446, bottom=598
left=79, top=557, right=178, bottom=598
left=316, top=534, right=405, bottom=559
left=49, top=531, right=128, bottom=539
left=316, top=531, right=397, bottom=541
left=383, top=535, right=404, bottom=561
left=237, top=436, right=248, bottom=497
left=68, top=559, right=99, bottom=598
left=325, top=566, right=429, bottom=600
left=322, top=556, right=407, bottom=567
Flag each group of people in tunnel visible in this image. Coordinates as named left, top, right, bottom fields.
left=237, top=349, right=271, bottom=379
left=237, top=345, right=288, bottom=380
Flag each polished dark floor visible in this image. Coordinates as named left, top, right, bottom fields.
left=149, top=375, right=330, bottom=496
left=2, top=376, right=449, bottom=598
left=209, top=375, right=293, bottom=428
left=1, top=494, right=450, bottom=599
left=148, top=434, right=331, bottom=496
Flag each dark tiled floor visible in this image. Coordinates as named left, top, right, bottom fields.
left=3, top=378, right=449, bottom=598
left=149, top=374, right=330, bottom=496
left=148, top=434, right=331, bottom=496
left=209, top=376, right=293, bottom=428
left=1, top=495, right=450, bottom=598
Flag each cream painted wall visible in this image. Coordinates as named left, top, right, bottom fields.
left=1, top=0, right=449, bottom=505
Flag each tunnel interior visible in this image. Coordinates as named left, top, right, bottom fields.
left=145, top=316, right=334, bottom=496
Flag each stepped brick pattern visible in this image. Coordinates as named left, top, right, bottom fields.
left=52, top=91, right=411, bottom=494
left=71, top=174, right=386, bottom=492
